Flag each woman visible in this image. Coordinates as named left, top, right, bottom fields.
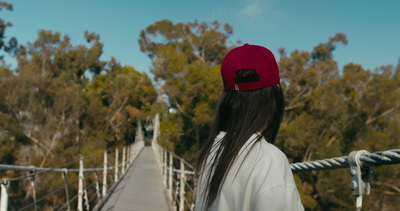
left=195, top=44, right=304, bottom=211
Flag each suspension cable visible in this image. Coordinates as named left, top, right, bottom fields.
left=290, top=149, right=400, bottom=172
left=17, top=177, right=78, bottom=211
left=4, top=151, right=104, bottom=182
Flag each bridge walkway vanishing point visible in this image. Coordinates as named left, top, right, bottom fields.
left=99, top=146, right=171, bottom=211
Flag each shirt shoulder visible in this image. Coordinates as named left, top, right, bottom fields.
left=241, top=137, right=297, bottom=190
left=242, top=136, right=291, bottom=174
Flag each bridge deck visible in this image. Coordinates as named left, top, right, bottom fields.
left=100, top=147, right=171, bottom=211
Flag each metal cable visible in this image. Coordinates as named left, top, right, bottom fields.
left=18, top=184, right=66, bottom=211
left=57, top=193, right=78, bottom=211
left=88, top=193, right=97, bottom=203
left=7, top=150, right=105, bottom=180
left=173, top=189, right=179, bottom=206
left=1, top=165, right=118, bottom=182
left=172, top=168, right=195, bottom=175
left=290, top=156, right=348, bottom=172
left=165, top=150, right=195, bottom=170
left=359, top=149, right=400, bottom=166
left=65, top=177, right=79, bottom=186
left=16, top=177, right=78, bottom=211
left=290, top=149, right=400, bottom=173
left=184, top=197, right=191, bottom=210
left=6, top=160, right=78, bottom=181
left=4, top=152, right=104, bottom=181
left=87, top=181, right=96, bottom=189
left=3, top=146, right=400, bottom=210
left=184, top=180, right=194, bottom=193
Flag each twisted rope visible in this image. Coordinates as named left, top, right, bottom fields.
left=290, top=149, right=400, bottom=173
left=359, top=149, right=400, bottom=167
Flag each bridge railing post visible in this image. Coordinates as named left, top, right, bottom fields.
left=163, top=149, right=167, bottom=186
left=126, top=145, right=130, bottom=166
left=122, top=146, right=126, bottom=174
left=29, top=166, right=37, bottom=211
left=174, top=172, right=179, bottom=210
left=1, top=179, right=10, bottom=211
left=130, top=144, right=133, bottom=163
left=179, top=160, right=185, bottom=211
left=93, top=172, right=101, bottom=204
left=84, top=179, right=90, bottom=211
left=115, top=148, right=119, bottom=182
left=169, top=152, right=173, bottom=201
left=130, top=144, right=134, bottom=163
left=102, top=150, right=108, bottom=198
left=62, top=169, right=71, bottom=211
left=77, top=157, right=84, bottom=211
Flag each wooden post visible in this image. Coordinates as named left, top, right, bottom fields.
left=131, top=144, right=136, bottom=163
left=122, top=146, right=126, bottom=174
left=0, top=179, right=10, bottom=211
left=77, top=157, right=84, bottom=211
left=115, top=148, right=119, bottom=182
left=126, top=145, right=130, bottom=166
left=84, top=185, right=90, bottom=211
left=163, top=149, right=167, bottom=186
left=29, top=166, right=37, bottom=211
left=62, top=169, right=71, bottom=211
left=102, top=151, right=107, bottom=198
left=169, top=152, right=173, bottom=200
left=179, top=160, right=185, bottom=211
left=93, top=172, right=101, bottom=203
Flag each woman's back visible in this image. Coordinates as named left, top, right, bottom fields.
left=195, top=44, right=304, bottom=211
left=195, top=132, right=303, bottom=211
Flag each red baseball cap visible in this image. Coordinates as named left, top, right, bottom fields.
left=221, top=43, right=280, bottom=91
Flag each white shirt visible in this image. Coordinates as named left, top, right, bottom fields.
left=195, top=132, right=304, bottom=211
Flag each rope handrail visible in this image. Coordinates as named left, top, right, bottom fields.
left=88, top=193, right=97, bottom=203
left=290, top=149, right=400, bottom=172
left=151, top=113, right=400, bottom=211
left=0, top=126, right=146, bottom=211
left=0, top=164, right=118, bottom=173
left=184, top=179, right=195, bottom=193
left=172, top=168, right=195, bottom=175
left=168, top=150, right=195, bottom=170
left=3, top=114, right=398, bottom=211
left=0, top=164, right=119, bottom=182
left=8, top=151, right=106, bottom=182
left=18, top=178, right=75, bottom=211
left=57, top=193, right=79, bottom=211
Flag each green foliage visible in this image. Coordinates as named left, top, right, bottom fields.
left=1, top=29, right=157, bottom=162
left=139, top=20, right=230, bottom=159
left=88, top=63, right=157, bottom=143
left=277, top=34, right=400, bottom=210
left=0, top=1, right=18, bottom=60
left=140, top=22, right=400, bottom=210
left=0, top=27, right=157, bottom=207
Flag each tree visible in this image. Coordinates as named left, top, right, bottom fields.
left=1, top=28, right=158, bottom=207
left=139, top=20, right=234, bottom=160
left=0, top=1, right=18, bottom=60
left=278, top=34, right=400, bottom=210
left=4, top=30, right=106, bottom=167
left=87, top=61, right=157, bottom=145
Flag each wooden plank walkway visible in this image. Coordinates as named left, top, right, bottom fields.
left=100, top=147, right=171, bottom=211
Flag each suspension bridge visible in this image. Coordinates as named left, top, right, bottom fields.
left=0, top=114, right=399, bottom=211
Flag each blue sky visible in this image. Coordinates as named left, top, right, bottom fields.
left=3, top=0, right=400, bottom=77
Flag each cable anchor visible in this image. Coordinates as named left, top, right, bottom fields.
left=348, top=150, right=372, bottom=210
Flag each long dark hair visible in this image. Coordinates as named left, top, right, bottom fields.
left=195, top=69, right=284, bottom=209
